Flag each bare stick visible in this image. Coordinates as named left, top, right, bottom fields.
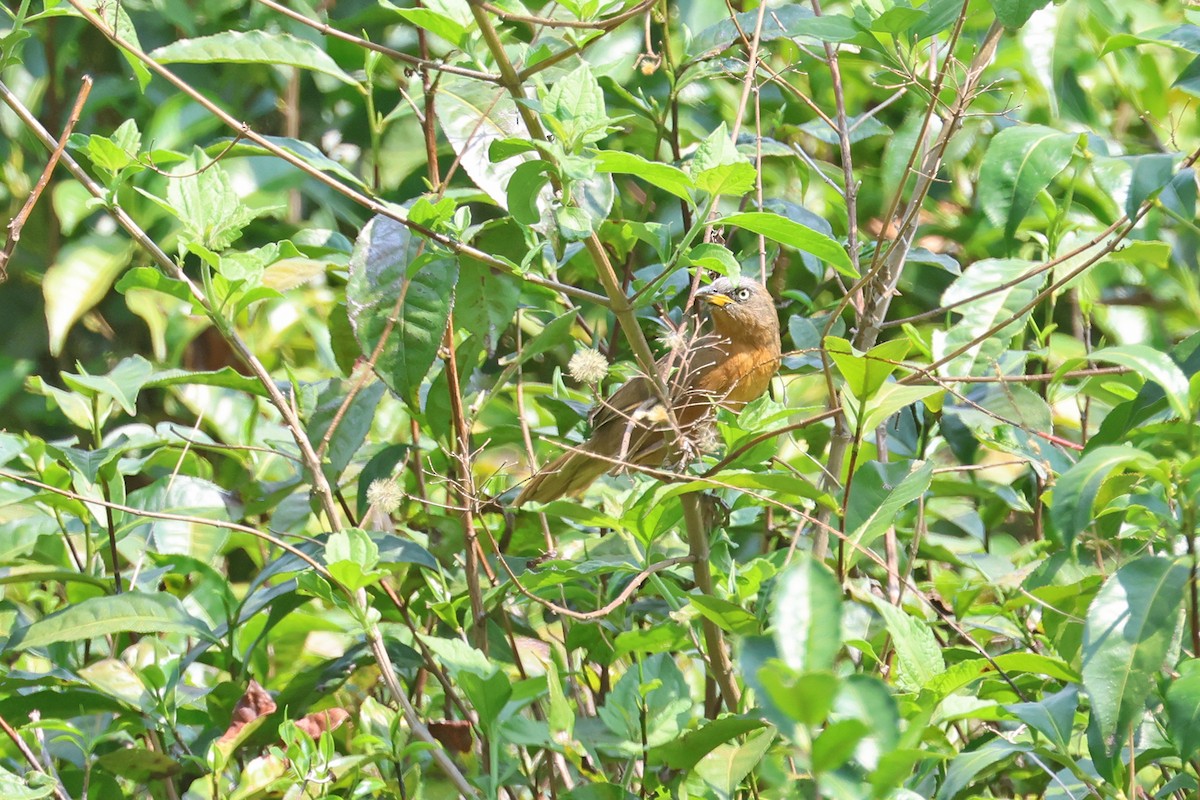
left=0, top=75, right=91, bottom=282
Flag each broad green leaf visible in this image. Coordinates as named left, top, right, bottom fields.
left=771, top=555, right=842, bottom=673
left=1124, top=153, right=1178, bottom=215
left=1166, top=662, right=1200, bottom=760
left=689, top=5, right=858, bottom=56
left=825, top=336, right=909, bottom=400
left=437, top=76, right=536, bottom=209
left=846, top=460, right=933, bottom=554
left=799, top=114, right=890, bottom=145
left=391, top=7, right=468, bottom=46
left=811, top=719, right=869, bottom=773
left=1049, top=445, right=1154, bottom=547
left=649, top=716, right=766, bottom=770
left=695, top=727, right=775, bottom=795
left=60, top=355, right=154, bottom=416
left=212, top=135, right=371, bottom=192
left=690, top=124, right=757, bottom=196
left=933, top=258, right=1045, bottom=377
left=507, top=160, right=554, bottom=225
left=592, top=150, right=696, bottom=201
left=12, top=593, right=210, bottom=650
left=458, top=669, right=512, bottom=734
left=346, top=215, right=457, bottom=412
left=871, top=597, right=944, bottom=692
left=719, top=212, right=853, bottom=275
left=163, top=149, right=269, bottom=253
left=690, top=594, right=759, bottom=636
left=115, top=267, right=196, bottom=305
left=150, top=31, right=358, bottom=85
left=1005, top=685, right=1078, bottom=750
left=307, top=379, right=386, bottom=478
left=325, top=527, right=386, bottom=591
left=978, top=125, right=1077, bottom=242
left=0, top=766, right=59, bottom=798
left=43, top=235, right=134, bottom=356
left=858, top=383, right=941, bottom=433
left=542, top=63, right=609, bottom=149
left=941, top=739, right=1030, bottom=799
left=991, top=0, right=1051, bottom=29
left=683, top=243, right=741, bottom=276
left=124, top=476, right=234, bottom=562
left=1086, top=345, right=1191, bottom=420
left=598, top=653, right=692, bottom=753
left=453, top=258, right=521, bottom=351
left=143, top=367, right=270, bottom=397
left=1082, top=557, right=1187, bottom=755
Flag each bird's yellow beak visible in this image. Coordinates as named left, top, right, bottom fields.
left=702, top=292, right=733, bottom=308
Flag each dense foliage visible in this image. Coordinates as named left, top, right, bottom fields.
left=2, top=0, right=1200, bottom=796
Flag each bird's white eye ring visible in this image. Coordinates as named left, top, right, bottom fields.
left=736, top=287, right=751, bottom=301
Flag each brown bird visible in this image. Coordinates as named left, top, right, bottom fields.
left=515, top=276, right=781, bottom=505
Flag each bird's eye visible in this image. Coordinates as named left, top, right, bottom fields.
left=736, top=287, right=751, bottom=301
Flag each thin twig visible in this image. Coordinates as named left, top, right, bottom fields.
left=0, top=75, right=91, bottom=282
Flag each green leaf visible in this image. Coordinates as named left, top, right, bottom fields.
left=772, top=555, right=842, bottom=672
left=325, top=528, right=386, bottom=591
left=592, top=150, right=696, bottom=202
left=1124, top=153, right=1178, bottom=215
left=212, top=135, right=371, bottom=192
left=542, top=63, right=609, bottom=148
left=115, top=267, right=196, bottom=305
left=1166, top=662, right=1200, bottom=760
left=12, top=593, right=210, bottom=650
left=718, top=211, right=853, bottom=276
left=1087, top=345, right=1191, bottom=420
left=871, top=597, right=944, bottom=692
left=143, top=367, right=270, bottom=397
left=507, top=160, right=554, bottom=225
left=43, top=235, right=134, bottom=356
left=346, top=215, right=458, bottom=412
left=846, top=460, right=933, bottom=554
left=437, top=76, right=536, bottom=208
left=935, top=258, right=1045, bottom=377
left=825, top=336, right=909, bottom=400
left=77, top=0, right=150, bottom=90
left=60, top=355, right=154, bottom=416
left=941, top=739, right=1030, bottom=799
left=1005, top=685, right=1078, bottom=750
left=991, top=0, right=1051, bottom=29
left=391, top=7, right=467, bottom=46
left=978, top=125, right=1078, bottom=242
left=150, top=30, right=358, bottom=85
left=689, top=5, right=858, bottom=56
left=683, top=243, right=741, bottom=276
left=458, top=669, right=512, bottom=734
left=649, top=716, right=766, bottom=770
left=163, top=148, right=269, bottom=253
left=811, top=719, right=870, bottom=773
left=690, top=594, right=759, bottom=636
left=798, top=114, right=890, bottom=145
left=694, top=727, right=775, bottom=795
left=690, top=123, right=757, bottom=196
left=1049, top=445, right=1154, bottom=547
left=1082, top=557, right=1187, bottom=756
left=124, top=476, right=234, bottom=563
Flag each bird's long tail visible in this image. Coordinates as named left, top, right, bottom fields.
left=514, top=447, right=610, bottom=506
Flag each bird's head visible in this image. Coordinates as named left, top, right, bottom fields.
left=695, top=276, right=778, bottom=343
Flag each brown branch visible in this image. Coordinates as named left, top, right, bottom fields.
left=0, top=75, right=91, bottom=282
left=0, top=714, right=72, bottom=800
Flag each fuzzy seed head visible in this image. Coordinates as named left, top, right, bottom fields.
left=568, top=348, right=609, bottom=385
